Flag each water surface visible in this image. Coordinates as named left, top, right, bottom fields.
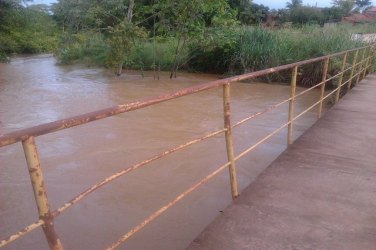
left=0, top=55, right=321, bottom=250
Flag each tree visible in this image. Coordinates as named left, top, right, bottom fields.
left=355, top=0, right=372, bottom=12
left=53, top=0, right=148, bottom=75
left=105, top=0, right=147, bottom=75
left=106, top=21, right=146, bottom=75
left=321, top=7, right=343, bottom=22
left=286, top=0, right=303, bottom=10
left=0, top=0, right=57, bottom=57
left=331, top=0, right=355, bottom=15
left=289, top=6, right=325, bottom=25
left=156, top=0, right=236, bottom=78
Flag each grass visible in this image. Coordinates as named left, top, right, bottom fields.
left=55, top=23, right=373, bottom=86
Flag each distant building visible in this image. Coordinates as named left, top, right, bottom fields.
left=342, top=7, right=376, bottom=24
left=366, top=6, right=376, bottom=17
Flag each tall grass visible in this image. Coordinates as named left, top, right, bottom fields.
left=56, top=32, right=108, bottom=65
left=55, top=24, right=371, bottom=86
left=127, top=37, right=188, bottom=71
left=228, top=25, right=364, bottom=73
left=223, top=24, right=366, bottom=84
left=231, top=26, right=278, bottom=73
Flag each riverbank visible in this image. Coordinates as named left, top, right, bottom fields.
left=55, top=24, right=371, bottom=87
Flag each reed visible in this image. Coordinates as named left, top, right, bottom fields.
left=55, top=24, right=371, bottom=86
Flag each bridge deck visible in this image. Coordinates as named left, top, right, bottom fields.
left=188, top=75, right=376, bottom=250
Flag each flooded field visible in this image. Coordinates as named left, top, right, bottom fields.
left=0, top=54, right=321, bottom=250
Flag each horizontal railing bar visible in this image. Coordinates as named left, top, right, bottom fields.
left=231, top=62, right=369, bottom=163
left=295, top=65, right=353, bottom=99
left=0, top=220, right=44, bottom=248
left=292, top=96, right=324, bottom=122
left=232, top=98, right=292, bottom=128
left=1, top=45, right=374, bottom=249
left=0, top=45, right=371, bottom=148
left=51, top=128, right=226, bottom=218
left=106, top=161, right=232, bottom=250
left=234, top=121, right=289, bottom=162
left=53, top=53, right=376, bottom=245
left=106, top=51, right=375, bottom=249
left=232, top=64, right=354, bottom=129
left=293, top=73, right=359, bottom=123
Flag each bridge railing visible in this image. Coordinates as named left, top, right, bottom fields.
left=1, top=44, right=375, bottom=249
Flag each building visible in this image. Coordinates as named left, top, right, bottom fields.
left=342, top=6, right=376, bottom=24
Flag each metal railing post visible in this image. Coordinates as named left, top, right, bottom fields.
left=317, top=58, right=329, bottom=119
left=22, top=137, right=64, bottom=250
left=368, top=47, right=376, bottom=73
left=335, top=52, right=348, bottom=103
left=356, top=48, right=366, bottom=85
left=223, top=83, right=239, bottom=199
left=370, top=46, right=376, bottom=73
left=348, top=50, right=359, bottom=90
left=362, top=53, right=370, bottom=80
left=287, top=66, right=298, bottom=145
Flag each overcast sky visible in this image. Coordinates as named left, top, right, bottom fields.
left=31, top=0, right=376, bottom=10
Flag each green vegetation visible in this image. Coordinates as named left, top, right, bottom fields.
left=1, top=0, right=375, bottom=84
left=0, top=1, right=57, bottom=60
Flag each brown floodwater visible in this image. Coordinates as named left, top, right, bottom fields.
left=0, top=55, right=321, bottom=250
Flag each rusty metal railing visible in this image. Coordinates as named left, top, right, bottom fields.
left=1, top=44, right=375, bottom=249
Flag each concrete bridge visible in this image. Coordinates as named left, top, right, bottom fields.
left=188, top=75, right=376, bottom=250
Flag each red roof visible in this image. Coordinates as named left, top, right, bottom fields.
left=343, top=12, right=376, bottom=23
left=366, top=6, right=376, bottom=13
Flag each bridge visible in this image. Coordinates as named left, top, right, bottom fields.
left=0, top=45, right=375, bottom=249
left=188, top=74, right=376, bottom=250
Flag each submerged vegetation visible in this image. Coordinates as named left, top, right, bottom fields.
left=1, top=0, right=376, bottom=83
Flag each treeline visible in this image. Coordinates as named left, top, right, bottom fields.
left=50, top=0, right=372, bottom=77
left=0, top=0, right=375, bottom=80
left=0, top=0, right=57, bottom=61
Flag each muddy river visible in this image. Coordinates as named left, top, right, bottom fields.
left=0, top=55, right=321, bottom=250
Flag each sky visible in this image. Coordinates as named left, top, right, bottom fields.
left=31, top=0, right=376, bottom=9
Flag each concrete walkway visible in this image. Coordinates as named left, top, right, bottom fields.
left=187, top=75, right=376, bottom=250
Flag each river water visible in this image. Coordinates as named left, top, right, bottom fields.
left=0, top=55, right=321, bottom=250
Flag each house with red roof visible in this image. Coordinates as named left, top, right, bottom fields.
left=342, top=7, right=376, bottom=24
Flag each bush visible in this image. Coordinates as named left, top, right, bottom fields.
left=56, top=32, right=108, bottom=65
left=55, top=24, right=368, bottom=86
left=187, top=28, right=239, bottom=73
left=126, top=37, right=180, bottom=71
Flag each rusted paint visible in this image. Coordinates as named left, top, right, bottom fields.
left=287, top=66, right=298, bottom=145
left=335, top=52, right=348, bottom=103
left=356, top=48, right=367, bottom=85
left=51, top=128, right=226, bottom=218
left=232, top=97, right=291, bottom=128
left=106, top=161, right=232, bottom=250
left=348, top=50, right=360, bottom=90
left=223, top=84, right=239, bottom=199
left=0, top=220, right=44, bottom=247
left=1, top=45, right=374, bottom=249
left=318, top=57, right=330, bottom=119
left=22, top=137, right=64, bottom=250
